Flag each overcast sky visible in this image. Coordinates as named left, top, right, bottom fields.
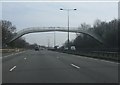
left=1, top=1, right=118, bottom=47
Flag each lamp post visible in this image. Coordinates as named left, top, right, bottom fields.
left=54, top=27, right=56, bottom=48
left=60, top=8, right=77, bottom=50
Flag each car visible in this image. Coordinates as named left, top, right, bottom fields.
left=35, top=47, right=39, bottom=51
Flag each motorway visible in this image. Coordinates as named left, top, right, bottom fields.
left=2, top=50, right=119, bottom=83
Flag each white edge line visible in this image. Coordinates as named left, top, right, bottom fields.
left=9, top=66, right=16, bottom=72
left=0, top=1, right=119, bottom=3
left=3, top=51, right=26, bottom=58
left=71, top=64, right=80, bottom=69
left=24, top=57, right=27, bottom=60
left=77, top=56, right=119, bottom=64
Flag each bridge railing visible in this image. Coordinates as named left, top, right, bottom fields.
left=9, top=26, right=103, bottom=44
left=16, top=27, right=79, bottom=35
left=17, top=27, right=78, bottom=32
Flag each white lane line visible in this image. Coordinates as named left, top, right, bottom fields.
left=4, top=54, right=13, bottom=58
left=99, top=59, right=119, bottom=64
left=9, top=66, right=16, bottom=72
left=76, top=56, right=119, bottom=64
left=3, top=51, right=26, bottom=58
left=71, top=64, right=80, bottom=69
left=24, top=57, right=27, bottom=60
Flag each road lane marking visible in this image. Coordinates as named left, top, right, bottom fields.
left=76, top=56, right=119, bottom=64
left=3, top=51, right=26, bottom=58
left=9, top=66, right=16, bottom=72
left=98, top=59, right=119, bottom=64
left=24, top=57, right=27, bottom=60
left=71, top=64, right=80, bottom=69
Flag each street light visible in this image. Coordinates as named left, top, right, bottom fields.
left=60, top=8, right=77, bottom=50
left=54, top=27, right=56, bottom=48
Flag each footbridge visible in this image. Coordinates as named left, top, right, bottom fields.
left=8, top=27, right=104, bottom=44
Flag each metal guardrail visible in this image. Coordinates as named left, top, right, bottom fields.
left=52, top=49, right=119, bottom=62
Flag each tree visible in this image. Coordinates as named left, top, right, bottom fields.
left=1, top=20, right=16, bottom=48
left=0, top=21, right=2, bottom=49
left=62, top=19, right=118, bottom=52
left=78, top=23, right=91, bottom=30
left=93, top=19, right=101, bottom=27
left=1, top=20, right=31, bottom=49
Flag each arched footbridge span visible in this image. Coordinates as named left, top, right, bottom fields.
left=8, top=27, right=104, bottom=44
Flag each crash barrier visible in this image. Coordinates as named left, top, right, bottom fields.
left=51, top=49, right=119, bottom=62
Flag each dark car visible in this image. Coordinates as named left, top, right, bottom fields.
left=35, top=47, right=39, bottom=51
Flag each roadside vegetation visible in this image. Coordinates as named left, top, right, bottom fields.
left=60, top=19, right=119, bottom=52
left=58, top=19, right=119, bottom=62
left=1, top=19, right=119, bottom=62
left=0, top=20, right=38, bottom=52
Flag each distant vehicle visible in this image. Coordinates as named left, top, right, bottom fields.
left=35, top=46, right=39, bottom=51
left=40, top=48, right=44, bottom=50
left=71, top=46, right=76, bottom=50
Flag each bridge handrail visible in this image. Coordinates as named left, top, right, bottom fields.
left=9, top=27, right=104, bottom=44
